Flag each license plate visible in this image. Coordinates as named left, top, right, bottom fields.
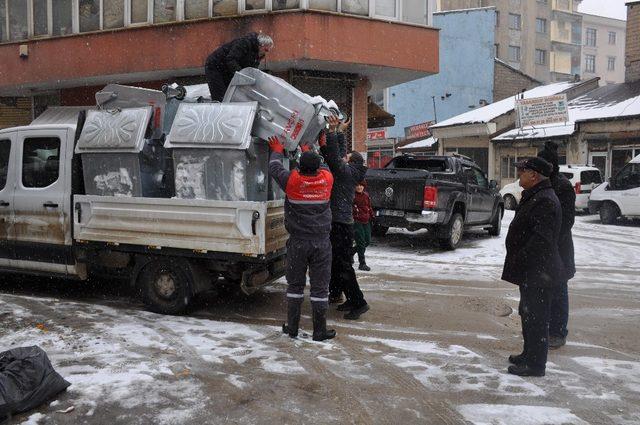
left=380, top=209, right=405, bottom=217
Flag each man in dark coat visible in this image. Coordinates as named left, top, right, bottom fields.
left=204, top=33, right=273, bottom=101
left=320, top=116, right=370, bottom=320
left=268, top=135, right=336, bottom=342
left=502, top=157, right=565, bottom=377
left=537, top=142, right=576, bottom=349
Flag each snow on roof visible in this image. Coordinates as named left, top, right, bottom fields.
left=398, top=137, right=438, bottom=150
left=492, top=80, right=640, bottom=142
left=431, top=81, right=580, bottom=129
left=632, top=154, right=640, bottom=164
left=493, top=123, right=576, bottom=141
left=568, top=80, right=640, bottom=123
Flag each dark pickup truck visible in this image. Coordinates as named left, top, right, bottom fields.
left=366, top=154, right=504, bottom=250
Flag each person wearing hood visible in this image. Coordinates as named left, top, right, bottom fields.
left=320, top=116, right=370, bottom=320
left=268, top=135, right=336, bottom=342
left=353, top=180, right=374, bottom=271
left=502, top=157, right=564, bottom=377
left=204, top=33, right=273, bottom=101
left=537, top=142, right=576, bottom=349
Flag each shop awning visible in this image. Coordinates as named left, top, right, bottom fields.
left=368, top=100, right=395, bottom=128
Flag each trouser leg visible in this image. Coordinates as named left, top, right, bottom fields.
left=329, top=225, right=344, bottom=298
left=518, top=287, right=528, bottom=360
left=205, top=67, right=227, bottom=102
left=334, top=223, right=365, bottom=307
left=354, top=223, right=366, bottom=264
left=549, top=280, right=569, bottom=338
left=521, top=285, right=552, bottom=370
left=309, top=237, right=335, bottom=340
left=283, top=238, right=307, bottom=336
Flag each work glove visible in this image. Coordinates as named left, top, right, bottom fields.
left=268, top=136, right=284, bottom=154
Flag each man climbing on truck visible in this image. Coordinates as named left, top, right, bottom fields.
left=268, top=134, right=336, bottom=342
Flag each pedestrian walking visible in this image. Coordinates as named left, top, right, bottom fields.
left=204, top=32, right=273, bottom=101
left=537, top=142, right=576, bottom=350
left=502, top=157, right=565, bottom=377
left=268, top=135, right=336, bottom=342
left=353, top=181, right=374, bottom=271
left=320, top=116, right=370, bottom=320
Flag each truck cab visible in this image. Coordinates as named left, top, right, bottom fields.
left=589, top=154, right=640, bottom=224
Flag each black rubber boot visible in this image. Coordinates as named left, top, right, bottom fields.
left=312, top=303, right=336, bottom=342
left=282, top=299, right=302, bottom=338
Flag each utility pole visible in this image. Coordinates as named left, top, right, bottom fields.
left=431, top=95, right=438, bottom=123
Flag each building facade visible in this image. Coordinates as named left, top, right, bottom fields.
left=580, top=13, right=626, bottom=85
left=549, top=0, right=583, bottom=82
left=0, top=0, right=439, bottom=154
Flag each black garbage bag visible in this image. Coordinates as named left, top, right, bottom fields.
left=0, top=346, right=70, bottom=421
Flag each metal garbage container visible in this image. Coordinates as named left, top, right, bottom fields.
left=76, top=106, right=173, bottom=198
left=165, top=102, right=283, bottom=201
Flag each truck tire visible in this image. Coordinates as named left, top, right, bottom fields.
left=438, top=213, right=464, bottom=250
left=139, top=259, right=192, bottom=315
left=503, top=195, right=517, bottom=210
left=488, top=208, right=503, bottom=237
left=371, top=224, right=389, bottom=237
left=599, top=202, right=620, bottom=225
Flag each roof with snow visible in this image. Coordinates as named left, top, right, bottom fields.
left=493, top=80, right=640, bottom=142
left=398, top=137, right=438, bottom=150
left=431, top=81, right=582, bottom=129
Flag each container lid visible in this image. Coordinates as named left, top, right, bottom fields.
left=75, top=107, right=152, bottom=153
left=165, top=102, right=258, bottom=150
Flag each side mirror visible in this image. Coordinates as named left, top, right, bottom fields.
left=489, top=180, right=498, bottom=190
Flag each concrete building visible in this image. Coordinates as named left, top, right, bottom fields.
left=0, top=0, right=440, bottom=154
left=438, top=0, right=552, bottom=83
left=580, top=13, right=626, bottom=85
left=549, top=0, right=583, bottom=82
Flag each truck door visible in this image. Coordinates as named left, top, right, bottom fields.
left=472, top=167, right=495, bottom=222
left=12, top=129, right=70, bottom=273
left=0, top=133, right=16, bottom=267
left=462, top=166, right=482, bottom=223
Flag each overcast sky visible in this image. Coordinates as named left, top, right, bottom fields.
left=578, top=0, right=628, bottom=20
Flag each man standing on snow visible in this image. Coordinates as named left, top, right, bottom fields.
left=321, top=116, right=370, bottom=320
left=204, top=32, right=273, bottom=101
left=502, top=157, right=565, bottom=377
left=268, top=135, right=336, bottom=342
left=537, top=142, right=576, bottom=349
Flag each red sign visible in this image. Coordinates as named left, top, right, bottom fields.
left=404, top=121, right=432, bottom=140
left=367, top=129, right=387, bottom=140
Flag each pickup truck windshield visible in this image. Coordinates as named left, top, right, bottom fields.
left=386, top=157, right=450, bottom=172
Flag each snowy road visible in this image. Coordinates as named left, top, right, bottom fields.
left=2, top=212, right=640, bottom=424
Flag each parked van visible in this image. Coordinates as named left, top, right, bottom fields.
left=589, top=154, right=640, bottom=224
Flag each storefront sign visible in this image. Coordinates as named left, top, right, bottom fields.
left=404, top=121, right=432, bottom=140
left=367, top=128, right=387, bottom=140
left=516, top=94, right=569, bottom=127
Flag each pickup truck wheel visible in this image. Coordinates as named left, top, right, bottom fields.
left=599, top=202, right=620, bottom=225
left=438, top=213, right=464, bottom=250
left=140, top=259, right=192, bottom=315
left=503, top=195, right=517, bottom=210
left=488, top=208, right=503, bottom=237
left=371, top=224, right=389, bottom=237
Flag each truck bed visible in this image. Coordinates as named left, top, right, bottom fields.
left=73, top=196, right=287, bottom=257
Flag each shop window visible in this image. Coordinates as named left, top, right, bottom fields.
left=342, top=0, right=368, bottom=16
left=0, top=0, right=7, bottom=42
left=245, top=0, right=266, bottom=11
left=213, top=0, right=238, bottom=16
left=273, top=0, right=300, bottom=10
left=131, top=0, right=149, bottom=23
left=0, top=140, right=10, bottom=191
left=185, top=0, right=209, bottom=18
left=309, top=0, right=337, bottom=11
left=79, top=0, right=100, bottom=32
left=52, top=0, right=73, bottom=35
left=104, top=0, right=125, bottom=29
left=154, top=0, right=176, bottom=23
left=8, top=0, right=28, bottom=40
left=33, top=0, right=49, bottom=36
left=22, top=138, right=60, bottom=188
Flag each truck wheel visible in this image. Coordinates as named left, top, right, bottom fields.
left=371, top=224, right=389, bottom=237
left=438, top=213, right=464, bottom=250
left=488, top=208, right=503, bottom=237
left=599, top=202, right=620, bottom=225
left=139, top=259, right=192, bottom=315
left=503, top=195, right=517, bottom=210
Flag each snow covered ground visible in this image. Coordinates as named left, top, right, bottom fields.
left=1, top=212, right=640, bottom=424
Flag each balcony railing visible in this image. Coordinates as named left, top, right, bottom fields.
left=0, top=0, right=432, bottom=44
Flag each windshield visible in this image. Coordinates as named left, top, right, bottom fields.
left=386, top=157, right=451, bottom=172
